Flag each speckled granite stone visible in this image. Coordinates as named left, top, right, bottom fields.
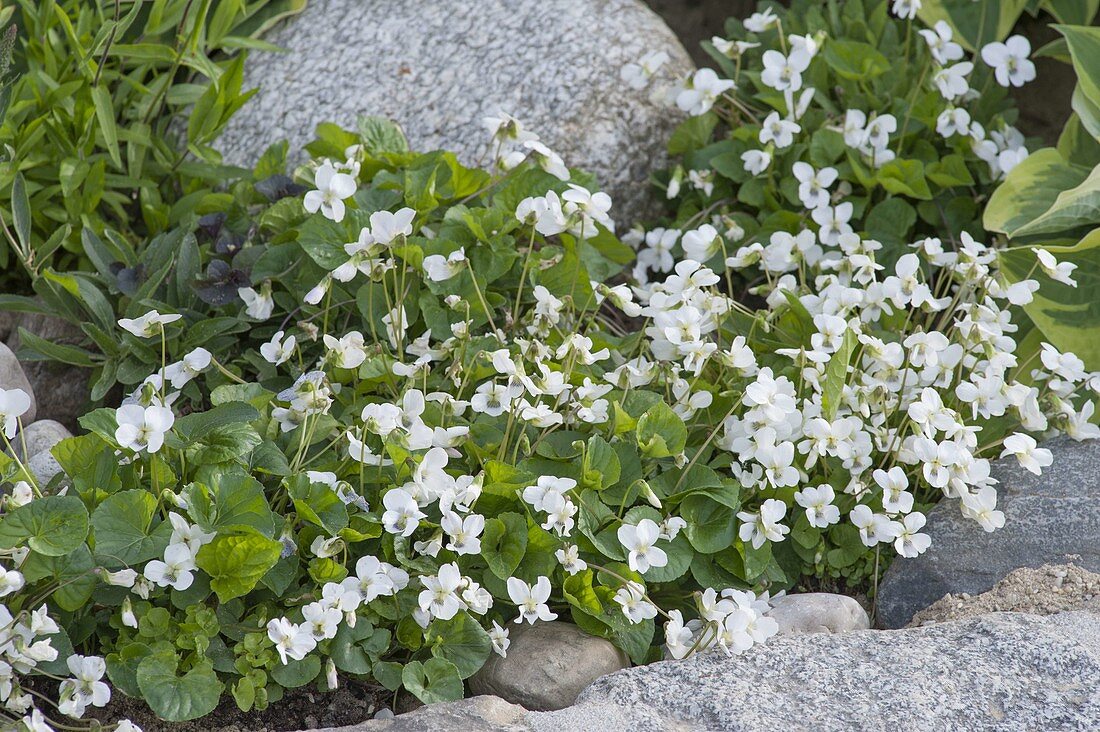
left=216, top=0, right=694, bottom=224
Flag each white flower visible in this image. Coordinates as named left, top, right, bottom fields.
left=894, top=512, right=931, bottom=557
left=891, top=0, right=921, bottom=20
left=238, top=283, right=275, bottom=320
left=811, top=202, right=853, bottom=247
left=57, top=655, right=110, bottom=718
left=960, top=486, right=1005, bottom=532
left=442, top=511, right=485, bottom=555
left=621, top=50, right=669, bottom=90
left=737, top=499, right=789, bottom=549
left=261, top=330, right=297, bottom=365
left=744, top=7, right=778, bottom=32
left=759, top=112, right=801, bottom=148
left=0, top=567, right=24, bottom=597
left=507, top=576, right=557, bottom=624
left=614, top=582, right=657, bottom=624
left=516, top=191, right=567, bottom=237
left=981, top=36, right=1036, bottom=88
left=163, top=347, right=212, bottom=389
left=555, top=544, right=588, bottom=575
left=115, top=403, right=174, bottom=453
left=794, top=485, right=840, bottom=528
left=874, top=466, right=915, bottom=515
left=562, top=184, right=614, bottom=236
left=1000, top=432, right=1053, bottom=476
left=381, top=488, right=426, bottom=537
left=1032, top=249, right=1078, bottom=287
left=267, top=618, right=317, bottom=664
left=936, top=107, right=971, bottom=138
left=0, top=387, right=31, bottom=438
left=792, top=162, right=837, bottom=210
left=323, top=331, right=368, bottom=369
left=522, top=140, right=570, bottom=181
left=919, top=21, right=963, bottom=65
left=118, top=310, right=182, bottom=338
left=302, top=602, right=342, bottom=641
left=369, top=207, right=416, bottom=247
left=933, top=62, right=973, bottom=101
left=489, top=620, right=510, bottom=657
left=143, top=544, right=195, bottom=591
left=304, top=161, right=357, bottom=222
left=681, top=224, right=721, bottom=263
left=741, top=149, right=771, bottom=176
left=761, top=48, right=811, bottom=92
left=423, top=248, right=467, bottom=281
left=418, top=563, right=465, bottom=621
left=676, top=68, right=736, bottom=116
left=617, top=519, right=669, bottom=574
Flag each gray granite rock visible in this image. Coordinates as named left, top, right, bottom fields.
left=531, top=612, right=1100, bottom=732
left=6, top=313, right=93, bottom=431
left=215, top=0, right=693, bottom=224
left=766, top=593, right=870, bottom=635
left=307, top=696, right=528, bottom=731
left=877, top=436, right=1100, bottom=629
left=15, top=420, right=73, bottom=485
left=469, top=621, right=629, bottom=711
left=0, top=342, right=35, bottom=425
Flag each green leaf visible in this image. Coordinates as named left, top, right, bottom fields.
left=640, top=532, right=693, bottom=582
left=270, top=655, right=321, bottom=688
left=1012, top=161, right=1100, bottom=237
left=91, top=490, right=172, bottom=566
left=823, top=40, right=890, bottom=80
left=91, top=86, right=122, bottom=168
left=330, top=621, right=379, bottom=674
left=668, top=112, right=718, bottom=155
left=195, top=534, right=283, bottom=601
left=16, top=327, right=98, bottom=367
left=681, top=495, right=737, bottom=554
left=183, top=474, right=279, bottom=538
left=985, top=148, right=1093, bottom=236
left=289, top=474, right=349, bottom=535
left=1000, top=228, right=1100, bottom=368
left=189, top=423, right=263, bottom=464
left=822, top=328, right=857, bottom=420
left=0, top=495, right=89, bottom=557
left=426, top=613, right=492, bottom=679
left=481, top=512, right=528, bottom=580
left=136, top=650, right=223, bottom=722
left=1059, top=24, right=1100, bottom=115
left=174, top=402, right=260, bottom=443
left=876, top=160, right=932, bottom=200
left=636, top=402, right=687, bottom=458
left=11, top=172, right=30, bottom=252
left=21, top=545, right=96, bottom=611
left=357, top=115, right=409, bottom=155
left=401, top=658, right=464, bottom=704
left=925, top=154, right=975, bottom=188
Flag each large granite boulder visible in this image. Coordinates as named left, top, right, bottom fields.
left=535, top=612, right=1100, bottom=731
left=877, top=436, right=1100, bottom=628
left=469, top=621, right=629, bottom=711
left=215, top=0, right=694, bottom=224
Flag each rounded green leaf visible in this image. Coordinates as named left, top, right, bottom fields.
left=401, top=657, right=463, bottom=704
left=136, top=651, right=223, bottom=722
left=91, top=489, right=172, bottom=566
left=0, top=494, right=89, bottom=556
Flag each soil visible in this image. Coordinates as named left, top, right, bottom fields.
left=82, top=679, right=394, bottom=732
left=908, top=563, right=1100, bottom=626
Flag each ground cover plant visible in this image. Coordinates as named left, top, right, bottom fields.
left=0, top=0, right=304, bottom=295
left=3, top=0, right=1100, bottom=730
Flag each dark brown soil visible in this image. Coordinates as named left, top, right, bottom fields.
left=83, top=679, right=392, bottom=732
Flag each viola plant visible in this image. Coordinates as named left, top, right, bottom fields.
left=634, top=0, right=1034, bottom=285
left=614, top=0, right=1100, bottom=581
left=0, top=118, right=786, bottom=729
